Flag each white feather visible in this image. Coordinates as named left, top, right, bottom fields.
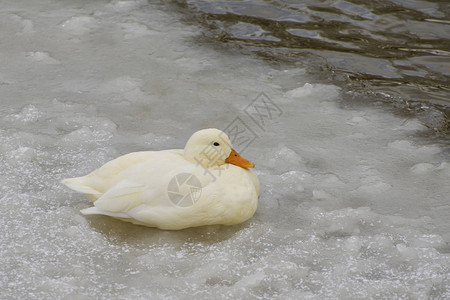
left=94, top=180, right=145, bottom=212
left=61, top=178, right=101, bottom=195
left=62, top=128, right=260, bottom=229
left=80, top=207, right=129, bottom=218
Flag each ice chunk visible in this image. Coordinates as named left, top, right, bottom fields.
left=234, top=271, right=265, bottom=289
left=312, top=189, right=334, bottom=200
left=388, top=140, right=417, bottom=151
left=9, top=14, right=34, bottom=34
left=60, top=15, right=97, bottom=35
left=410, top=163, right=436, bottom=174
left=394, top=119, right=428, bottom=132
left=98, top=76, right=147, bottom=102
left=9, top=147, right=37, bottom=163
left=388, top=140, right=441, bottom=156
left=369, top=234, right=394, bottom=251
left=5, top=104, right=42, bottom=123
left=139, top=132, right=173, bottom=146
left=308, top=207, right=372, bottom=236
left=25, top=51, right=60, bottom=64
left=346, top=115, right=368, bottom=126
left=280, top=171, right=306, bottom=193
left=287, top=83, right=341, bottom=100
left=355, top=180, right=392, bottom=194
left=410, top=234, right=446, bottom=248
left=312, top=173, right=344, bottom=186
left=344, top=236, right=362, bottom=252
left=435, top=162, right=450, bottom=178
left=107, top=0, right=148, bottom=12
left=120, top=22, right=157, bottom=39
left=396, top=243, right=418, bottom=261
left=263, top=146, right=303, bottom=171
left=99, top=76, right=141, bottom=93
left=62, top=127, right=95, bottom=144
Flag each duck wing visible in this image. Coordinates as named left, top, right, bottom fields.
left=62, top=149, right=184, bottom=199
left=80, top=152, right=201, bottom=216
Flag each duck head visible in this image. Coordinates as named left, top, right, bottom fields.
left=184, top=128, right=255, bottom=169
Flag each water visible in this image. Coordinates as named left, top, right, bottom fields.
left=0, top=0, right=449, bottom=299
left=167, top=0, right=450, bottom=131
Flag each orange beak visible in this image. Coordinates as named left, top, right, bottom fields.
left=225, top=149, right=255, bottom=169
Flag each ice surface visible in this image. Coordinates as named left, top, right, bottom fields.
left=0, top=0, right=449, bottom=299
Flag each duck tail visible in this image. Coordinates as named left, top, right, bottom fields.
left=61, top=176, right=101, bottom=195
left=80, top=206, right=129, bottom=218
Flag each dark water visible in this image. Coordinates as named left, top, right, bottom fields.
left=165, top=0, right=450, bottom=133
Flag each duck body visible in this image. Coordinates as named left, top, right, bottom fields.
left=62, top=129, right=260, bottom=230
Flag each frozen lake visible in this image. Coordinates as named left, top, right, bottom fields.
left=1, top=0, right=449, bottom=299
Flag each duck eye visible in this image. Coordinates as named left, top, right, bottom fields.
left=213, top=142, right=220, bottom=146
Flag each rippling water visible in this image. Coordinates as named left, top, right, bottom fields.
left=167, top=0, right=450, bottom=132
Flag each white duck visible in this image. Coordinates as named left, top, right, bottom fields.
left=62, top=128, right=260, bottom=230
